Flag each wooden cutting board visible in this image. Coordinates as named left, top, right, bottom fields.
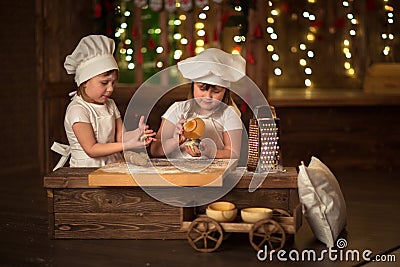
left=88, top=158, right=238, bottom=187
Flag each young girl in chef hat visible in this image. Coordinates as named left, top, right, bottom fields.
left=150, top=48, right=245, bottom=159
left=51, top=35, right=155, bottom=169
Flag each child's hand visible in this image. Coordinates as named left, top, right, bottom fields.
left=137, top=115, right=157, bottom=145
left=184, top=140, right=201, bottom=157
left=175, top=114, right=186, bottom=146
left=198, top=138, right=217, bottom=159
left=123, top=116, right=156, bottom=149
left=184, top=138, right=217, bottom=158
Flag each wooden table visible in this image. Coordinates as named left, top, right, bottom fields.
left=44, top=166, right=300, bottom=240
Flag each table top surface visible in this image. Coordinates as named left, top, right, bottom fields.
left=44, top=165, right=298, bottom=189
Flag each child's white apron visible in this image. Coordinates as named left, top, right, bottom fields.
left=51, top=95, right=122, bottom=170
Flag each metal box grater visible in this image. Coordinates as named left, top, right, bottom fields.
left=247, top=108, right=283, bottom=173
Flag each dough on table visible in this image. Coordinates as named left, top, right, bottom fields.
left=124, top=151, right=149, bottom=166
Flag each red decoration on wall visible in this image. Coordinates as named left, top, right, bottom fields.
left=94, top=3, right=102, bottom=18
left=150, top=0, right=163, bottom=11
left=310, top=20, right=324, bottom=29
left=281, top=2, right=290, bottom=14
left=253, top=23, right=262, bottom=38
left=106, top=22, right=113, bottom=36
left=213, top=27, right=219, bottom=42
left=137, top=51, right=143, bottom=64
left=180, top=0, right=193, bottom=11
left=221, top=12, right=230, bottom=30
left=334, top=17, right=345, bottom=29
left=187, top=40, right=195, bottom=57
left=147, top=37, right=156, bottom=50
left=132, top=27, right=138, bottom=38
left=104, top=0, right=114, bottom=11
left=165, top=0, right=177, bottom=13
left=195, top=0, right=209, bottom=9
left=134, top=0, right=147, bottom=8
left=204, top=31, right=209, bottom=44
left=366, top=0, right=378, bottom=11
left=165, top=41, right=171, bottom=55
left=247, top=49, right=255, bottom=65
left=94, top=0, right=116, bottom=37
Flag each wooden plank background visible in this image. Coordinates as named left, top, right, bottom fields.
left=276, top=106, right=400, bottom=171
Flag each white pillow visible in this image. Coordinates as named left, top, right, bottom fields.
left=298, top=156, right=347, bottom=247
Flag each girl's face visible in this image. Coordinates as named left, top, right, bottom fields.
left=193, top=82, right=226, bottom=113
left=83, top=71, right=118, bottom=104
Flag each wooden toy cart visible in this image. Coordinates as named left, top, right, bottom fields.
left=180, top=167, right=302, bottom=253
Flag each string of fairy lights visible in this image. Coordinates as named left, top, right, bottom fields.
left=342, top=0, right=358, bottom=78
left=300, top=5, right=317, bottom=87
left=114, top=1, right=213, bottom=72
left=266, top=1, right=281, bottom=78
left=171, top=13, right=186, bottom=60
left=194, top=5, right=209, bottom=55
left=382, top=0, right=395, bottom=59
left=266, top=0, right=318, bottom=88
left=112, top=0, right=397, bottom=86
left=266, top=0, right=357, bottom=87
left=114, top=4, right=135, bottom=70
left=265, top=0, right=397, bottom=88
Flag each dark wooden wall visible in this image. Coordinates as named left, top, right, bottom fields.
left=276, top=105, right=400, bottom=171
left=0, top=0, right=38, bottom=175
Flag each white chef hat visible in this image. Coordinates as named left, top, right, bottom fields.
left=177, top=48, right=246, bottom=88
left=64, top=35, right=119, bottom=86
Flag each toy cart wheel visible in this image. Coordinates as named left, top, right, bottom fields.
left=187, top=217, right=223, bottom=253
left=272, top=208, right=291, bottom=217
left=249, top=219, right=286, bottom=252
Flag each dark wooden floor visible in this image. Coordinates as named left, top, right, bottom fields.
left=0, top=167, right=399, bottom=267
